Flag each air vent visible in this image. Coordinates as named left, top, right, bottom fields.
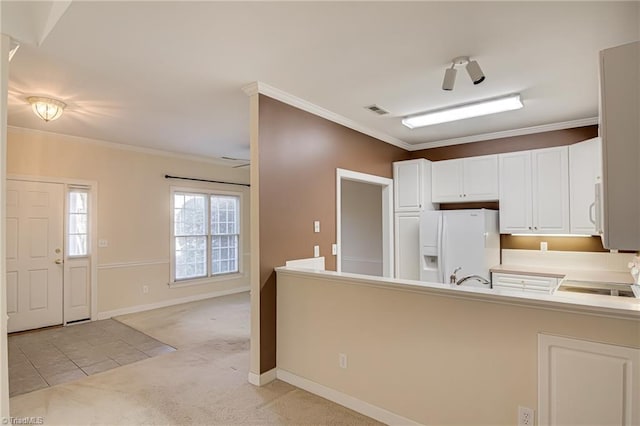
left=364, top=105, right=389, bottom=115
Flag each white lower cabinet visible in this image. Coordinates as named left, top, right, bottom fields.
left=539, top=334, right=640, bottom=426
left=492, top=272, right=560, bottom=294
left=394, top=213, right=421, bottom=280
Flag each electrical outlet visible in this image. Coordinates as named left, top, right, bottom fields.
left=314, top=220, right=320, bottom=233
left=142, top=285, right=149, bottom=294
left=332, top=244, right=337, bottom=255
left=314, top=245, right=320, bottom=257
left=338, top=353, right=348, bottom=369
left=518, top=406, right=534, bottom=426
left=540, top=241, right=548, bottom=252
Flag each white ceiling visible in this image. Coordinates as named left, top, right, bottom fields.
left=3, top=1, right=639, bottom=160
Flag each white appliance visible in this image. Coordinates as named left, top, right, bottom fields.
left=420, top=209, right=500, bottom=287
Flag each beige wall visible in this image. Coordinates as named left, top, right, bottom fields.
left=7, top=127, right=250, bottom=315
left=277, top=271, right=640, bottom=425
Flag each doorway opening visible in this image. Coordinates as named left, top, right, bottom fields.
left=336, top=169, right=394, bottom=278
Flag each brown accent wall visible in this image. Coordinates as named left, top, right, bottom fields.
left=409, top=126, right=598, bottom=161
left=258, top=95, right=406, bottom=372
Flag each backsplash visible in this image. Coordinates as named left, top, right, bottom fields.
left=500, top=235, right=608, bottom=252
left=502, top=249, right=633, bottom=272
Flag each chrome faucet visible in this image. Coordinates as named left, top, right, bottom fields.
left=449, top=267, right=462, bottom=284
left=456, top=275, right=491, bottom=286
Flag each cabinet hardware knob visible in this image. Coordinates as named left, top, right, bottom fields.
left=534, top=227, right=538, bottom=230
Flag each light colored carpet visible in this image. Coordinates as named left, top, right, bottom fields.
left=9, top=292, right=382, bottom=425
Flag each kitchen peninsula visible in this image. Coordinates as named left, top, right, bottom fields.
left=275, top=264, right=640, bottom=425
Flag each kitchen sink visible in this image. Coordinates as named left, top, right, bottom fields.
left=557, top=280, right=637, bottom=298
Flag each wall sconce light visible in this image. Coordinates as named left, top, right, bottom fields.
left=27, top=96, right=66, bottom=122
left=442, top=56, right=486, bottom=91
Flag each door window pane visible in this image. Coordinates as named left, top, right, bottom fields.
left=68, top=190, right=89, bottom=256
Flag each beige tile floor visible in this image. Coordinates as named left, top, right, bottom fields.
left=10, top=292, right=381, bottom=425
left=8, top=319, right=175, bottom=396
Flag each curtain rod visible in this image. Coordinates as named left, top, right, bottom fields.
left=164, top=174, right=250, bottom=187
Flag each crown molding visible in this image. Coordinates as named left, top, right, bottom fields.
left=7, top=125, right=239, bottom=167
left=241, top=81, right=412, bottom=151
left=407, top=117, right=599, bottom=151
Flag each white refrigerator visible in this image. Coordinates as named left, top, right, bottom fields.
left=419, top=209, right=500, bottom=287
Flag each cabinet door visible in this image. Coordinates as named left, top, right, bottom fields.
left=463, top=155, right=499, bottom=201
left=600, top=42, right=640, bottom=250
left=569, top=138, right=602, bottom=235
left=499, top=152, right=532, bottom=233
left=394, top=160, right=423, bottom=211
left=394, top=213, right=420, bottom=280
left=532, top=146, right=570, bottom=233
left=431, top=159, right=462, bottom=202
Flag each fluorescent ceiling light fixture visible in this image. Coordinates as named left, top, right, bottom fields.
left=402, top=94, right=523, bottom=129
left=27, top=96, right=66, bottom=122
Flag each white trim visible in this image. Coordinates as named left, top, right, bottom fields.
left=98, top=259, right=170, bottom=270
left=276, top=369, right=422, bottom=426
left=407, top=117, right=599, bottom=151
left=241, top=82, right=411, bottom=151
left=7, top=126, right=238, bottom=168
left=336, top=169, right=394, bottom=278
left=248, top=368, right=277, bottom=386
left=96, top=286, right=249, bottom=320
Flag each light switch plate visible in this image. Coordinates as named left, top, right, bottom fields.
left=314, top=221, right=320, bottom=233
left=98, top=239, right=108, bottom=248
left=332, top=244, right=337, bottom=255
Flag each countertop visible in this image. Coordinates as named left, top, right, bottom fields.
left=276, top=266, right=640, bottom=320
left=490, top=264, right=635, bottom=285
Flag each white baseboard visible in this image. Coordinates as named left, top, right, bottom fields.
left=248, top=368, right=277, bottom=386
left=276, top=369, right=422, bottom=426
left=96, top=286, right=250, bottom=320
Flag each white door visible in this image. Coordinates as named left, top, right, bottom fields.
left=393, top=160, right=423, bottom=211
left=463, top=155, right=499, bottom=201
left=6, top=180, right=64, bottom=333
left=532, top=146, right=570, bottom=233
left=395, top=213, right=420, bottom=280
left=569, top=138, right=602, bottom=235
left=431, top=159, right=463, bottom=202
left=499, top=151, right=532, bottom=233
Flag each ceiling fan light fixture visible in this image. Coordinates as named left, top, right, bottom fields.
left=402, top=93, right=523, bottom=129
left=27, top=96, right=66, bottom=122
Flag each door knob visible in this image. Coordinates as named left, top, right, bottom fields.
left=55, top=259, right=63, bottom=265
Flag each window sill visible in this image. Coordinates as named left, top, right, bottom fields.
left=168, top=272, right=245, bottom=289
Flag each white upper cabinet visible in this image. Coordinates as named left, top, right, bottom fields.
left=499, top=151, right=533, bottom=233
left=431, top=155, right=499, bottom=202
left=499, top=146, right=569, bottom=234
left=394, top=159, right=435, bottom=212
left=569, top=137, right=602, bottom=235
left=599, top=41, right=640, bottom=250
